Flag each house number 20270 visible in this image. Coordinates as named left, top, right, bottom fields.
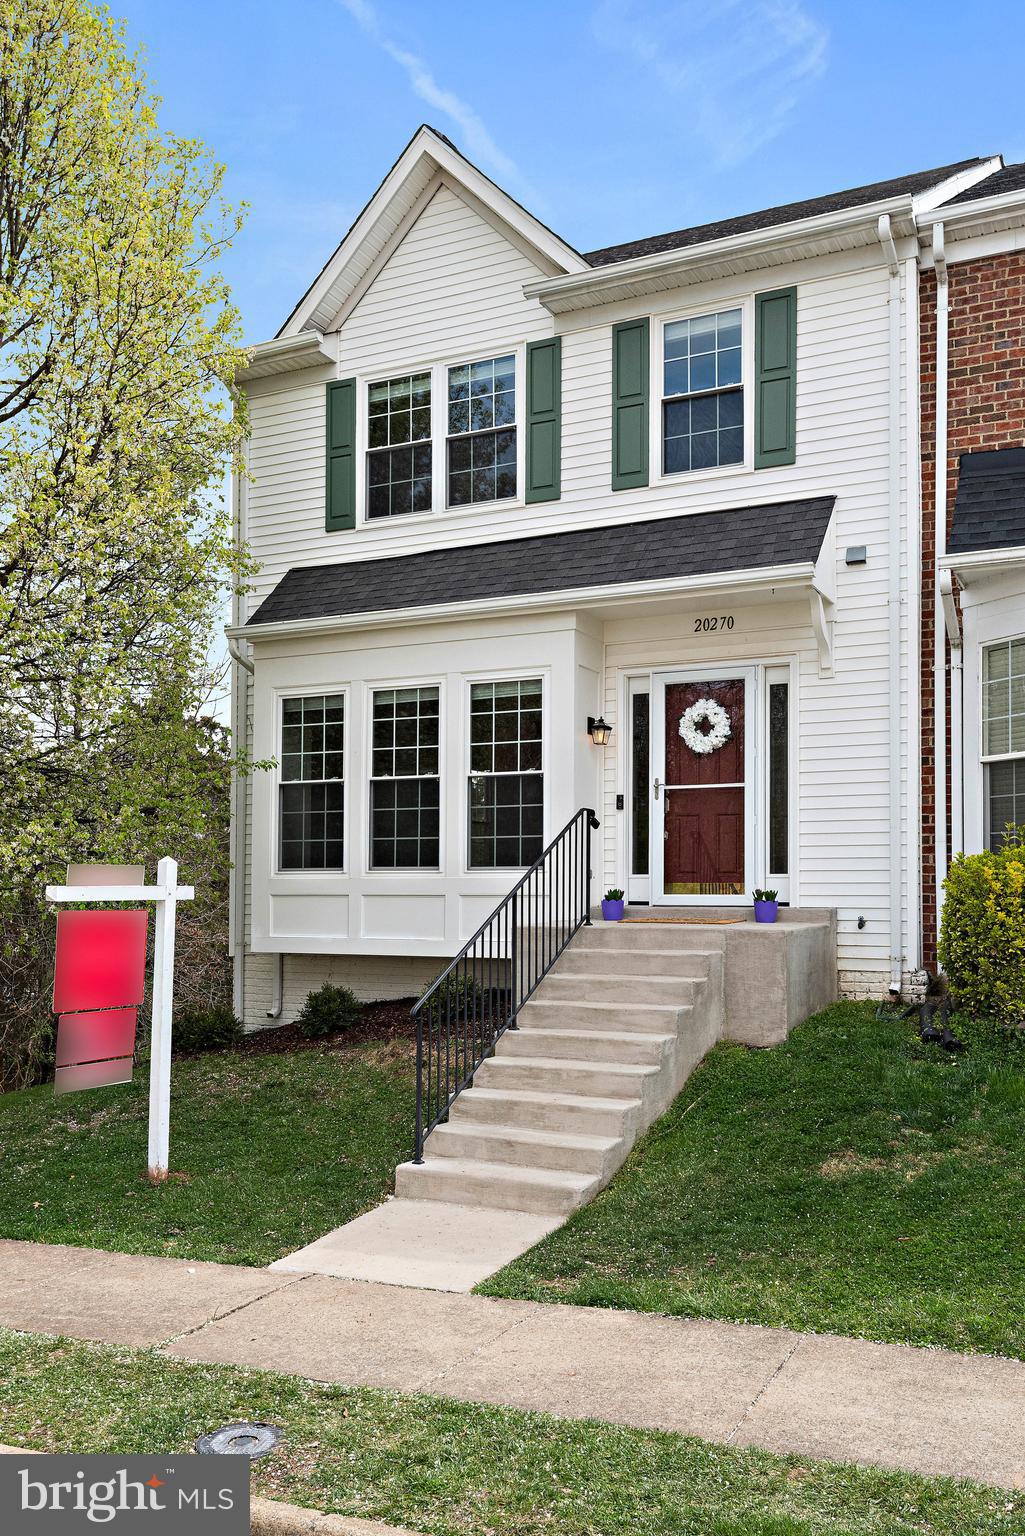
left=693, top=615, right=735, bottom=633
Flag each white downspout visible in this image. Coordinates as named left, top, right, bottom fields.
left=879, top=216, right=904, bottom=995
left=932, top=223, right=950, bottom=948
left=940, top=570, right=964, bottom=862
left=229, top=449, right=251, bottom=1023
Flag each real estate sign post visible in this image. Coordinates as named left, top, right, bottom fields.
left=45, top=858, right=194, bottom=1181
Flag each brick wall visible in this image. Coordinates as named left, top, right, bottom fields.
left=919, top=250, right=1025, bottom=964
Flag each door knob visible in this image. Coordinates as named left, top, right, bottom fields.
left=653, top=777, right=661, bottom=800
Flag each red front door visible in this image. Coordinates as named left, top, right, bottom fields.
left=663, top=679, right=745, bottom=896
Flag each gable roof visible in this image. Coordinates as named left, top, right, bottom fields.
left=583, top=158, right=995, bottom=267
left=246, top=497, right=835, bottom=630
left=277, top=125, right=589, bottom=338
left=949, top=449, right=1025, bottom=555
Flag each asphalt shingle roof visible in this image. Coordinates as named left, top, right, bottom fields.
left=941, top=161, right=1025, bottom=206
left=583, top=159, right=991, bottom=268
left=949, top=449, right=1025, bottom=555
left=246, top=497, right=836, bottom=628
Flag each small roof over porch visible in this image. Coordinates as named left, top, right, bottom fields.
left=239, top=497, right=837, bottom=668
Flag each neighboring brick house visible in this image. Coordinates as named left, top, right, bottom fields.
left=918, top=165, right=1025, bottom=967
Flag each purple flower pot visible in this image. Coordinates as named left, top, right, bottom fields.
left=601, top=898, right=625, bottom=922
left=754, top=899, right=779, bottom=924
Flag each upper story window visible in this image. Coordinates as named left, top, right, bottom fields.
left=447, top=354, right=516, bottom=507
left=367, top=372, right=432, bottom=519
left=279, top=694, right=344, bottom=871
left=983, top=637, right=1025, bottom=851
left=663, top=309, right=743, bottom=475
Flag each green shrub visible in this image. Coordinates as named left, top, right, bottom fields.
left=940, top=827, right=1025, bottom=1026
left=418, top=970, right=485, bottom=1028
left=173, top=1004, right=244, bottom=1056
left=294, top=983, right=361, bottom=1040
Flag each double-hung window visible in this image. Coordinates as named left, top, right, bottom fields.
left=983, top=637, right=1025, bottom=849
left=279, top=695, right=344, bottom=870
left=663, top=309, right=743, bottom=474
left=367, top=372, right=432, bottom=519
left=447, top=354, right=516, bottom=506
left=468, top=679, right=543, bottom=868
left=370, top=686, right=440, bottom=868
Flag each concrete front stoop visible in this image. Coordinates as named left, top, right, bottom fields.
left=276, top=911, right=835, bottom=1289
left=394, top=924, right=724, bottom=1218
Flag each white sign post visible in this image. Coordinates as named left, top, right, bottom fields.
left=45, top=857, right=194, bottom=1181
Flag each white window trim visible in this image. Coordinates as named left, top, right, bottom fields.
left=650, top=296, right=755, bottom=488
left=363, top=675, right=447, bottom=877
left=354, top=348, right=525, bottom=527
left=762, top=662, right=795, bottom=904
left=272, top=683, right=350, bottom=879
left=461, top=668, right=549, bottom=875
left=980, top=634, right=1025, bottom=851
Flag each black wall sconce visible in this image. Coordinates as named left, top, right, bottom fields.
left=588, top=715, right=612, bottom=746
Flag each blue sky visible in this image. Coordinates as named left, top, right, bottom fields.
left=117, top=0, right=1025, bottom=347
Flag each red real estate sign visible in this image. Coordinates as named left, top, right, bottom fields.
left=52, top=909, right=148, bottom=1092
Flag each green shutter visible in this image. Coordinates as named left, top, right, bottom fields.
left=754, top=287, right=797, bottom=468
left=325, top=378, right=356, bottom=531
left=612, top=318, right=649, bottom=490
left=525, top=337, right=562, bottom=502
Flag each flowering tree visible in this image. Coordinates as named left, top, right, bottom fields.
left=0, top=0, right=253, bottom=1084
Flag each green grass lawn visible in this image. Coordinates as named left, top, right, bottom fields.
left=0, top=1329, right=1019, bottom=1536
left=0, top=1039, right=414, bottom=1265
left=480, top=1002, right=1025, bottom=1359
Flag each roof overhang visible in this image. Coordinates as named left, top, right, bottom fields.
left=524, top=199, right=922, bottom=315
left=230, top=561, right=820, bottom=640
left=940, top=545, right=1025, bottom=584
left=278, top=126, right=588, bottom=338
left=230, top=537, right=836, bottom=671
left=918, top=187, right=1025, bottom=247
left=237, top=331, right=335, bottom=383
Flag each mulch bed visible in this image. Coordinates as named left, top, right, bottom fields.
left=228, top=999, right=418, bottom=1058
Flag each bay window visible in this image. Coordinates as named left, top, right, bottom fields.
left=279, top=694, right=344, bottom=870
left=370, top=686, right=440, bottom=868
left=468, top=679, right=543, bottom=868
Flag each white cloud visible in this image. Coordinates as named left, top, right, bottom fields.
left=334, top=0, right=530, bottom=194
left=593, top=0, right=828, bottom=167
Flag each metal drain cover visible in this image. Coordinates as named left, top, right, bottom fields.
left=195, top=1422, right=282, bottom=1458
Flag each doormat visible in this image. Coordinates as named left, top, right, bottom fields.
left=623, top=915, right=746, bottom=925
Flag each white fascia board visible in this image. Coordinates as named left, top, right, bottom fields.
left=939, top=546, right=1025, bottom=583
left=280, top=127, right=587, bottom=339
left=226, top=562, right=817, bottom=644
left=917, top=187, right=1025, bottom=245
left=237, top=332, right=335, bottom=381
left=524, top=198, right=919, bottom=315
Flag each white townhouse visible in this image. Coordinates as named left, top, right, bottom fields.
left=227, top=127, right=1005, bottom=1024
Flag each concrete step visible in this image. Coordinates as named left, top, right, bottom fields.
left=395, top=1156, right=599, bottom=1216
left=534, top=972, right=703, bottom=1006
left=450, top=1085, right=643, bottom=1138
left=474, top=1053, right=661, bottom=1101
left=427, top=1120, right=620, bottom=1175
left=589, top=922, right=731, bottom=951
left=554, top=946, right=715, bottom=978
left=499, top=1024, right=674, bottom=1067
left=517, top=998, right=690, bottom=1035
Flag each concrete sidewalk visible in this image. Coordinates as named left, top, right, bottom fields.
left=1, top=1239, right=1023, bottom=1490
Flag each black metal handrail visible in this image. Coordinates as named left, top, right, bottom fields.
left=411, top=807, right=600, bottom=1163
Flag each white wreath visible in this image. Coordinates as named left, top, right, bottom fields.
left=678, top=698, right=732, bottom=755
